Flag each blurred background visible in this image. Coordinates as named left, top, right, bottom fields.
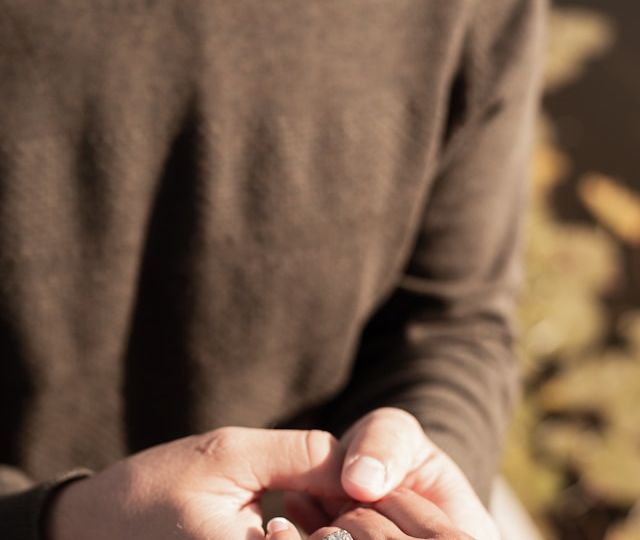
left=502, top=1, right=640, bottom=539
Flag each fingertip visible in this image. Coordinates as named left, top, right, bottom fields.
left=266, top=517, right=300, bottom=540
left=267, top=517, right=291, bottom=533
left=342, top=455, right=387, bottom=501
left=267, top=517, right=295, bottom=533
left=340, top=409, right=427, bottom=502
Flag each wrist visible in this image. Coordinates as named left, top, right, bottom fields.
left=42, top=475, right=92, bottom=540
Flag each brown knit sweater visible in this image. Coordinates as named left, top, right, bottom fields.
left=0, top=1, right=545, bottom=538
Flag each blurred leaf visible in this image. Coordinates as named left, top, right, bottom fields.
left=532, top=125, right=570, bottom=199
left=503, top=6, right=640, bottom=538
left=545, top=7, right=616, bottom=91
left=579, top=174, right=640, bottom=245
left=538, top=353, right=640, bottom=426
left=535, top=422, right=601, bottom=466
left=503, top=440, right=564, bottom=519
left=606, top=505, right=640, bottom=540
left=617, top=311, right=640, bottom=357
left=579, top=436, right=640, bottom=505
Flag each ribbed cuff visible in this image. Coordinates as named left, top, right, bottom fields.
left=0, top=469, right=92, bottom=540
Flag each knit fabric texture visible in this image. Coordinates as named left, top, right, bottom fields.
left=0, top=1, right=545, bottom=537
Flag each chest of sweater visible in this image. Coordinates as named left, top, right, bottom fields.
left=0, top=0, right=467, bottom=475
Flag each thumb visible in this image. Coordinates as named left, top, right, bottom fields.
left=409, top=451, right=499, bottom=540
left=196, top=427, right=347, bottom=498
left=340, top=408, right=429, bottom=501
left=338, top=410, right=497, bottom=539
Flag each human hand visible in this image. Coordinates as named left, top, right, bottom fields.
left=284, top=408, right=499, bottom=540
left=270, top=488, right=478, bottom=540
left=46, top=427, right=346, bottom=540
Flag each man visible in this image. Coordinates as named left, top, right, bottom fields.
left=0, top=0, right=545, bottom=538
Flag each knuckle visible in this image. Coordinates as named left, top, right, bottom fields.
left=425, top=446, right=454, bottom=472
left=303, top=429, right=338, bottom=466
left=344, top=506, right=376, bottom=520
left=308, top=428, right=338, bottom=446
left=337, top=507, right=403, bottom=540
left=194, top=426, right=242, bottom=463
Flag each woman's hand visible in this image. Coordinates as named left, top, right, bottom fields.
left=284, top=408, right=499, bottom=540
left=47, top=427, right=346, bottom=540
left=269, top=488, right=479, bottom=540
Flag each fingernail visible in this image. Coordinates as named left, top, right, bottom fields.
left=344, top=456, right=386, bottom=496
left=267, top=517, right=291, bottom=534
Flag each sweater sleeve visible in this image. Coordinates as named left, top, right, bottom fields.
left=0, top=467, right=92, bottom=540
left=320, top=0, right=546, bottom=504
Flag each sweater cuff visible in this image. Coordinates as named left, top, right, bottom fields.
left=0, top=469, right=92, bottom=540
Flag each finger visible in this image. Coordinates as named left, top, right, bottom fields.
left=283, top=492, right=330, bottom=534
left=341, top=408, right=429, bottom=501
left=308, top=526, right=348, bottom=540
left=340, top=411, right=498, bottom=539
left=266, top=517, right=302, bottom=540
left=372, top=488, right=454, bottom=537
left=331, top=506, right=412, bottom=540
left=194, top=427, right=346, bottom=498
left=406, top=451, right=499, bottom=540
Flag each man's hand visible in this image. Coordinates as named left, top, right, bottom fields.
left=269, top=488, right=478, bottom=540
left=284, top=408, right=500, bottom=540
left=47, top=427, right=346, bottom=540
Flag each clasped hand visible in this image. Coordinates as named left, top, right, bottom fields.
left=47, top=408, right=499, bottom=540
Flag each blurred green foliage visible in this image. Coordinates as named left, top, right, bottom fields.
left=503, top=6, right=640, bottom=540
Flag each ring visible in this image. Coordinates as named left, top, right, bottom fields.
left=322, top=529, right=354, bottom=540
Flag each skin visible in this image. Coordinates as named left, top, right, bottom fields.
left=47, top=428, right=347, bottom=540
left=286, top=408, right=499, bottom=540
left=267, top=489, right=478, bottom=540
left=47, top=408, right=499, bottom=540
